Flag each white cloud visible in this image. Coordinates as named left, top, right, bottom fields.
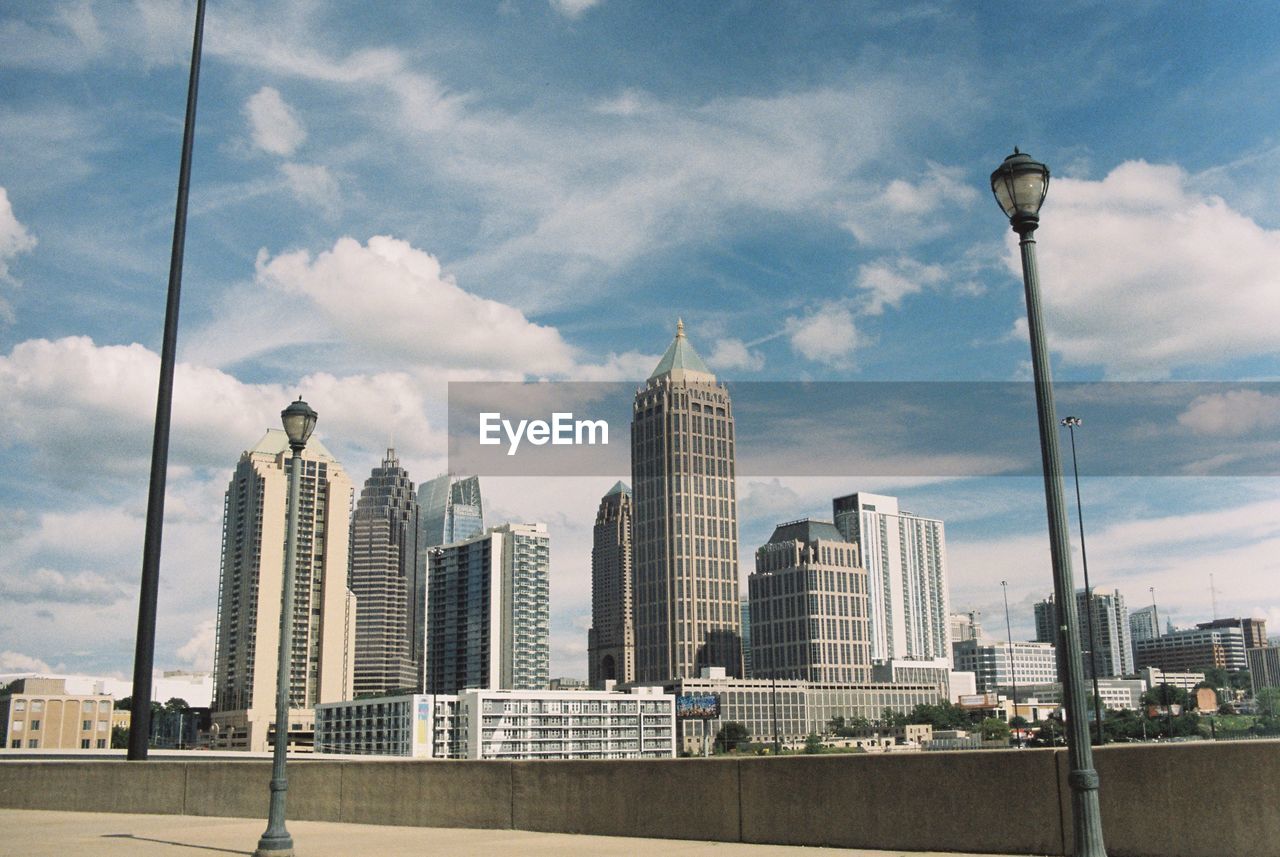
left=0, top=187, right=37, bottom=280
left=0, top=651, right=57, bottom=673
left=250, top=236, right=577, bottom=375
left=856, top=256, right=947, bottom=315
left=244, top=86, right=307, bottom=156
left=842, top=163, right=979, bottom=247
left=280, top=162, right=340, bottom=214
left=786, top=304, right=859, bottom=366
left=1177, top=390, right=1280, bottom=437
left=0, top=568, right=128, bottom=605
left=549, top=0, right=602, bottom=19
left=0, top=3, right=105, bottom=72
left=707, top=338, right=765, bottom=373
left=0, top=335, right=446, bottom=480
left=1011, top=160, right=1280, bottom=377
left=177, top=620, right=216, bottom=670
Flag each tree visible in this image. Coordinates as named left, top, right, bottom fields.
left=803, top=733, right=824, bottom=754
left=834, top=715, right=871, bottom=737
left=979, top=717, right=1010, bottom=742
left=715, top=721, right=750, bottom=752
left=904, top=701, right=971, bottom=730
left=1201, top=667, right=1230, bottom=689
left=110, top=725, right=129, bottom=749
left=163, top=697, right=191, bottom=714
left=1142, top=684, right=1189, bottom=710
left=881, top=708, right=909, bottom=729
left=1256, top=688, right=1280, bottom=720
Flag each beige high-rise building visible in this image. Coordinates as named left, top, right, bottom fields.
left=632, top=320, right=742, bottom=681
left=211, top=429, right=356, bottom=752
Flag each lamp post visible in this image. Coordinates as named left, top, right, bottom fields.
left=255, top=398, right=318, bottom=857
left=1062, top=416, right=1106, bottom=745
left=991, top=149, right=1107, bottom=856
left=1001, top=581, right=1020, bottom=746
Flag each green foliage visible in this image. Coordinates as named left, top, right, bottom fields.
left=979, top=717, right=1010, bottom=742
left=880, top=708, right=909, bottom=729
left=1141, top=684, right=1190, bottom=709
left=110, top=725, right=129, bottom=749
left=1256, top=688, right=1280, bottom=721
left=803, top=733, right=824, bottom=754
left=1029, top=716, right=1064, bottom=747
left=904, top=701, right=972, bottom=730
left=828, top=713, right=871, bottom=737
left=715, top=721, right=750, bottom=752
left=163, top=697, right=191, bottom=714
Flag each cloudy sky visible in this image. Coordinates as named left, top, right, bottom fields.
left=1, top=1, right=1278, bottom=680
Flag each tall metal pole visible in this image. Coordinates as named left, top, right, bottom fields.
left=1063, top=417, right=1106, bottom=744
left=1001, top=581, right=1020, bottom=745
left=128, top=0, right=207, bottom=762
left=256, top=441, right=304, bottom=857
left=1149, top=587, right=1160, bottom=638
left=771, top=672, right=780, bottom=754
left=1009, top=196, right=1107, bottom=856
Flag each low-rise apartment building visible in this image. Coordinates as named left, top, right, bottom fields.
left=0, top=678, right=114, bottom=750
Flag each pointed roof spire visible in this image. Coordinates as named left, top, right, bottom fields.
left=649, top=318, right=714, bottom=381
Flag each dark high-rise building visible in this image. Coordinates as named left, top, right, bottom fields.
left=426, top=523, right=550, bottom=694
left=1035, top=589, right=1132, bottom=678
left=632, top=320, right=742, bottom=682
left=349, top=449, right=420, bottom=696
left=588, top=481, right=634, bottom=687
left=749, top=519, right=871, bottom=683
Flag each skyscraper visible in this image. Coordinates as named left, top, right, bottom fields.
left=212, top=430, right=356, bottom=752
left=632, top=320, right=742, bottom=681
left=831, top=492, right=950, bottom=663
left=1035, top=589, right=1133, bottom=678
left=749, top=519, right=871, bottom=683
left=349, top=449, right=421, bottom=696
left=588, top=482, right=634, bottom=687
left=419, top=474, right=484, bottom=548
left=426, top=523, right=550, bottom=694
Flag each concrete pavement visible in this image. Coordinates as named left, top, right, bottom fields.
left=0, top=809, right=1045, bottom=856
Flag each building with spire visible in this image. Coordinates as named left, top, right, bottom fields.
left=632, top=320, right=742, bottom=682
left=588, top=481, right=635, bottom=687
left=349, top=449, right=421, bottom=696
left=211, top=430, right=356, bottom=751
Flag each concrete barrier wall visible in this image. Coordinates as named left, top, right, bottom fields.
left=1, top=742, right=1276, bottom=856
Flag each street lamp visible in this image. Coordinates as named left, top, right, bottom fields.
left=255, top=398, right=318, bottom=857
left=1062, top=416, right=1106, bottom=745
left=991, top=149, right=1107, bottom=856
left=1000, top=581, right=1020, bottom=746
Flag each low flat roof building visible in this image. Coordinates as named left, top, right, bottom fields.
left=0, top=678, right=115, bottom=751
left=315, top=687, right=676, bottom=760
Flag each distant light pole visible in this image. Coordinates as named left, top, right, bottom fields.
left=991, top=148, right=1106, bottom=856
left=1001, top=581, right=1020, bottom=745
left=255, top=398, right=318, bottom=857
left=1062, top=416, right=1106, bottom=745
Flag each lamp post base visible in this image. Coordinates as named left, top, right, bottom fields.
left=254, top=838, right=294, bottom=857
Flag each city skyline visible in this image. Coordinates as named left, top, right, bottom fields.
left=1, top=3, right=1279, bottom=681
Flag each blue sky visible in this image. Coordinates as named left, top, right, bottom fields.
left=1, top=1, right=1278, bottom=679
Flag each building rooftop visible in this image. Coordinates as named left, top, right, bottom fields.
left=249, top=428, right=339, bottom=462
left=605, top=480, right=631, bottom=497
left=649, top=319, right=714, bottom=382
left=767, top=518, right=847, bottom=546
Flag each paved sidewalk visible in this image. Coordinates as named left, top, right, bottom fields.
left=0, top=809, right=1045, bottom=856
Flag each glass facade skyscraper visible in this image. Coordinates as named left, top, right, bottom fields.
left=632, top=320, right=742, bottom=682
left=426, top=522, right=550, bottom=694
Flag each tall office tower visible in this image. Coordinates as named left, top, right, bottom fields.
left=632, top=320, right=742, bottom=681
left=831, top=492, right=950, bottom=663
left=419, top=474, right=484, bottom=548
left=349, top=449, right=421, bottom=696
left=749, top=519, right=871, bottom=683
left=1035, top=589, right=1132, bottom=678
left=588, top=482, right=635, bottom=687
left=212, top=430, right=356, bottom=752
left=426, top=523, right=550, bottom=694
left=1197, top=617, right=1268, bottom=650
